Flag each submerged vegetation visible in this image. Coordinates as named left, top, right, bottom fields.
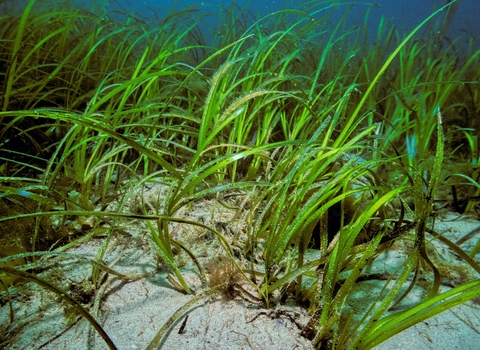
left=0, top=0, right=479, bottom=348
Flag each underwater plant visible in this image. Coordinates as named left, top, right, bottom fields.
left=0, top=0, right=479, bottom=349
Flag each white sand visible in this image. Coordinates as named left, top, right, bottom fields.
left=1, top=197, right=479, bottom=349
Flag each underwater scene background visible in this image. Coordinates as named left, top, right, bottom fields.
left=75, top=0, right=480, bottom=46
left=0, top=0, right=479, bottom=349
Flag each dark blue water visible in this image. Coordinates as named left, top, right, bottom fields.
left=69, top=0, right=477, bottom=51
left=3, top=1, right=478, bottom=46
left=1, top=1, right=477, bottom=51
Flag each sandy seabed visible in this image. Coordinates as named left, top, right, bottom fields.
left=1, top=186, right=479, bottom=350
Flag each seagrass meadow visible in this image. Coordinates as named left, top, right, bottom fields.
left=0, top=0, right=479, bottom=349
